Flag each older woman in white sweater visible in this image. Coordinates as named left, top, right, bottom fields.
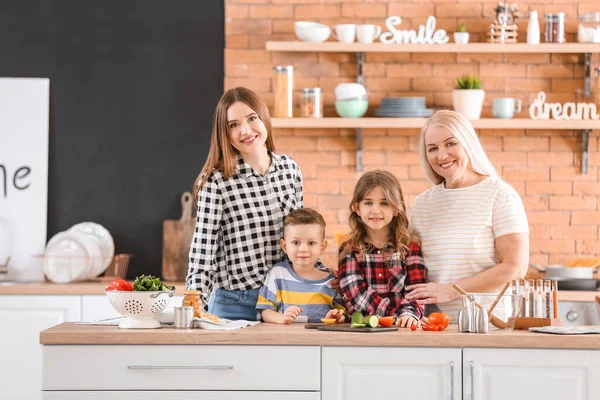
left=406, top=110, right=530, bottom=322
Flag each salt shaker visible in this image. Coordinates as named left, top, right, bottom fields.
left=458, top=294, right=475, bottom=332
left=475, top=307, right=489, bottom=333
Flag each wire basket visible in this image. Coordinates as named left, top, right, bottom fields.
left=104, top=254, right=133, bottom=279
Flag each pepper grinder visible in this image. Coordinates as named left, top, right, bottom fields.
left=458, top=294, right=475, bottom=332
left=475, top=306, right=489, bottom=333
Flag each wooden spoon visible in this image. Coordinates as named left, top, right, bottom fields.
left=488, top=282, right=510, bottom=315
left=453, top=284, right=509, bottom=329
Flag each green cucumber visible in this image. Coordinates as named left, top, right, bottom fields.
left=350, top=323, right=366, bottom=328
left=351, top=312, right=363, bottom=325
left=362, top=315, right=379, bottom=328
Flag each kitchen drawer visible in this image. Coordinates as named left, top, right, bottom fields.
left=43, top=391, right=320, bottom=399
left=43, top=345, right=320, bottom=391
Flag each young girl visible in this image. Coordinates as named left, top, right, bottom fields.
left=338, top=170, right=427, bottom=328
left=186, top=87, right=303, bottom=321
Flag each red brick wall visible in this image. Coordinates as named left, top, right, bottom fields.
left=224, top=0, right=600, bottom=268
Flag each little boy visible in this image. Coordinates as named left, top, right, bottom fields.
left=256, top=208, right=345, bottom=324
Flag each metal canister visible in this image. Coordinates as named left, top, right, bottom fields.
left=545, top=13, right=566, bottom=43
left=174, top=306, right=194, bottom=329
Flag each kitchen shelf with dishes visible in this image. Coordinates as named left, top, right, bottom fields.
left=266, top=41, right=600, bottom=173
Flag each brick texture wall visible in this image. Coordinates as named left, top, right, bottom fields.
left=224, top=0, right=600, bottom=268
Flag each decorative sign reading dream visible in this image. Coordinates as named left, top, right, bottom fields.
left=0, top=78, right=50, bottom=281
left=529, top=91, right=600, bottom=120
left=380, top=16, right=449, bottom=44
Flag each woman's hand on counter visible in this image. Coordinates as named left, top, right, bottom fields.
left=405, top=282, right=460, bottom=305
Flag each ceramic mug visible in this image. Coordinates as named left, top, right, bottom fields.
left=332, top=24, right=356, bottom=43
left=493, top=97, right=522, bottom=119
left=357, top=24, right=382, bottom=44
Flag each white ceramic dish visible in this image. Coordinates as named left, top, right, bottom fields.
left=69, top=222, right=114, bottom=277
left=335, top=83, right=367, bottom=100
left=295, top=21, right=331, bottom=43
left=44, top=232, right=91, bottom=283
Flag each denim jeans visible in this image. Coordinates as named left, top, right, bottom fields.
left=207, top=288, right=260, bottom=321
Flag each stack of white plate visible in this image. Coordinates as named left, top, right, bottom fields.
left=43, top=222, right=115, bottom=283
left=375, top=97, right=433, bottom=118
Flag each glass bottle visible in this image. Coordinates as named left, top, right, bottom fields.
left=552, top=280, right=559, bottom=318
left=273, top=66, right=294, bottom=117
left=301, top=88, right=324, bottom=118
left=182, top=289, right=202, bottom=318
left=544, top=280, right=552, bottom=318
left=595, top=68, right=600, bottom=110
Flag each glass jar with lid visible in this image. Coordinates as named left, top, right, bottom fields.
left=182, top=289, right=202, bottom=318
left=273, top=65, right=294, bottom=117
left=301, top=88, right=324, bottom=118
left=578, top=12, right=600, bottom=43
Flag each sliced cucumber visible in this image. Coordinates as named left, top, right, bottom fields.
left=362, top=315, right=379, bottom=328
left=351, top=312, right=363, bottom=325
left=350, top=323, right=367, bottom=328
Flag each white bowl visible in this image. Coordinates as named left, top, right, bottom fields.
left=335, top=83, right=367, bottom=100
left=106, top=290, right=174, bottom=329
left=295, top=21, right=331, bottom=43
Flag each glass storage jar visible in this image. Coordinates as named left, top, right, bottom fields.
left=301, top=88, right=323, bottom=118
left=595, top=68, right=600, bottom=110
left=182, top=289, right=202, bottom=318
left=273, top=65, right=294, bottom=117
left=578, top=12, right=600, bottom=43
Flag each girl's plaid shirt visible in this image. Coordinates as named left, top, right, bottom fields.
left=338, top=242, right=427, bottom=319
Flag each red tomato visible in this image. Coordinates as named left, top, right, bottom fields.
left=106, top=278, right=133, bottom=291
left=422, top=324, right=431, bottom=331
left=410, top=323, right=417, bottom=331
left=437, top=324, right=446, bottom=331
left=428, top=312, right=450, bottom=328
left=429, top=324, right=439, bottom=331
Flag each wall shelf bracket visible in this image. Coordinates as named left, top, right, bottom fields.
left=356, top=128, right=363, bottom=173
left=584, top=53, right=591, bottom=98
left=356, top=52, right=364, bottom=86
left=581, top=130, right=590, bottom=174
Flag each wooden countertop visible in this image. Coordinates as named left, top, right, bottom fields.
left=0, top=281, right=185, bottom=295
left=1, top=280, right=598, bottom=301
left=40, top=322, right=600, bottom=349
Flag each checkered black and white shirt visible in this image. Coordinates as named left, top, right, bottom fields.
left=187, top=152, right=303, bottom=307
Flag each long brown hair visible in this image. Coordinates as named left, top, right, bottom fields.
left=339, top=170, right=414, bottom=259
left=193, top=87, right=275, bottom=208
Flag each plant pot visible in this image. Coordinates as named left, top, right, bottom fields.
left=452, top=89, right=485, bottom=120
left=454, top=32, right=470, bottom=44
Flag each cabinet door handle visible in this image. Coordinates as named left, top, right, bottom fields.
left=470, top=361, right=475, bottom=400
left=127, top=365, right=234, bottom=370
left=450, top=361, right=455, bottom=400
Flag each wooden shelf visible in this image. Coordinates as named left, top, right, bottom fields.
left=266, top=41, right=600, bottom=54
left=272, top=118, right=600, bottom=130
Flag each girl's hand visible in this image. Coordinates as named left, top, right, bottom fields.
left=405, top=282, right=459, bottom=305
left=325, top=309, right=345, bottom=323
left=396, top=315, right=418, bottom=328
left=282, top=306, right=303, bottom=324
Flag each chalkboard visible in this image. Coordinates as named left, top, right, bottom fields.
left=0, top=0, right=224, bottom=279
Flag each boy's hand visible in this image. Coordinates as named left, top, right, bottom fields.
left=396, top=315, right=419, bottom=328
left=330, top=277, right=341, bottom=293
left=282, top=306, right=304, bottom=324
left=325, top=309, right=345, bottom=323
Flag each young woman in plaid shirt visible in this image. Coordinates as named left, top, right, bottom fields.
left=187, top=87, right=304, bottom=321
left=338, top=170, right=428, bottom=328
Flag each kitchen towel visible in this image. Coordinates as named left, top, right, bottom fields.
left=194, top=317, right=260, bottom=330
left=529, top=326, right=600, bottom=335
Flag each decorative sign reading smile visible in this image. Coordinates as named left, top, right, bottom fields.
left=380, top=16, right=449, bottom=44
left=529, top=91, right=600, bottom=120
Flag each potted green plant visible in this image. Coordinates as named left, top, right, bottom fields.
left=454, top=24, right=470, bottom=44
left=452, top=74, right=485, bottom=120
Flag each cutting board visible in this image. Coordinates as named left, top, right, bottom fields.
left=162, top=192, right=195, bottom=281
left=305, top=323, right=398, bottom=333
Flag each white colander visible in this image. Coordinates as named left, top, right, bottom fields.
left=106, top=290, right=174, bottom=329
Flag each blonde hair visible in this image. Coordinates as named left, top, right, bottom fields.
left=340, top=170, right=414, bottom=259
left=419, top=110, right=498, bottom=185
left=193, top=87, right=275, bottom=209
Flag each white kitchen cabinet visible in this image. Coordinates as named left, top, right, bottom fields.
left=42, top=392, right=320, bottom=399
left=81, top=294, right=183, bottom=322
left=43, top=345, right=320, bottom=391
left=322, top=347, right=462, bottom=400
left=464, top=348, right=600, bottom=400
left=0, top=295, right=80, bottom=400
